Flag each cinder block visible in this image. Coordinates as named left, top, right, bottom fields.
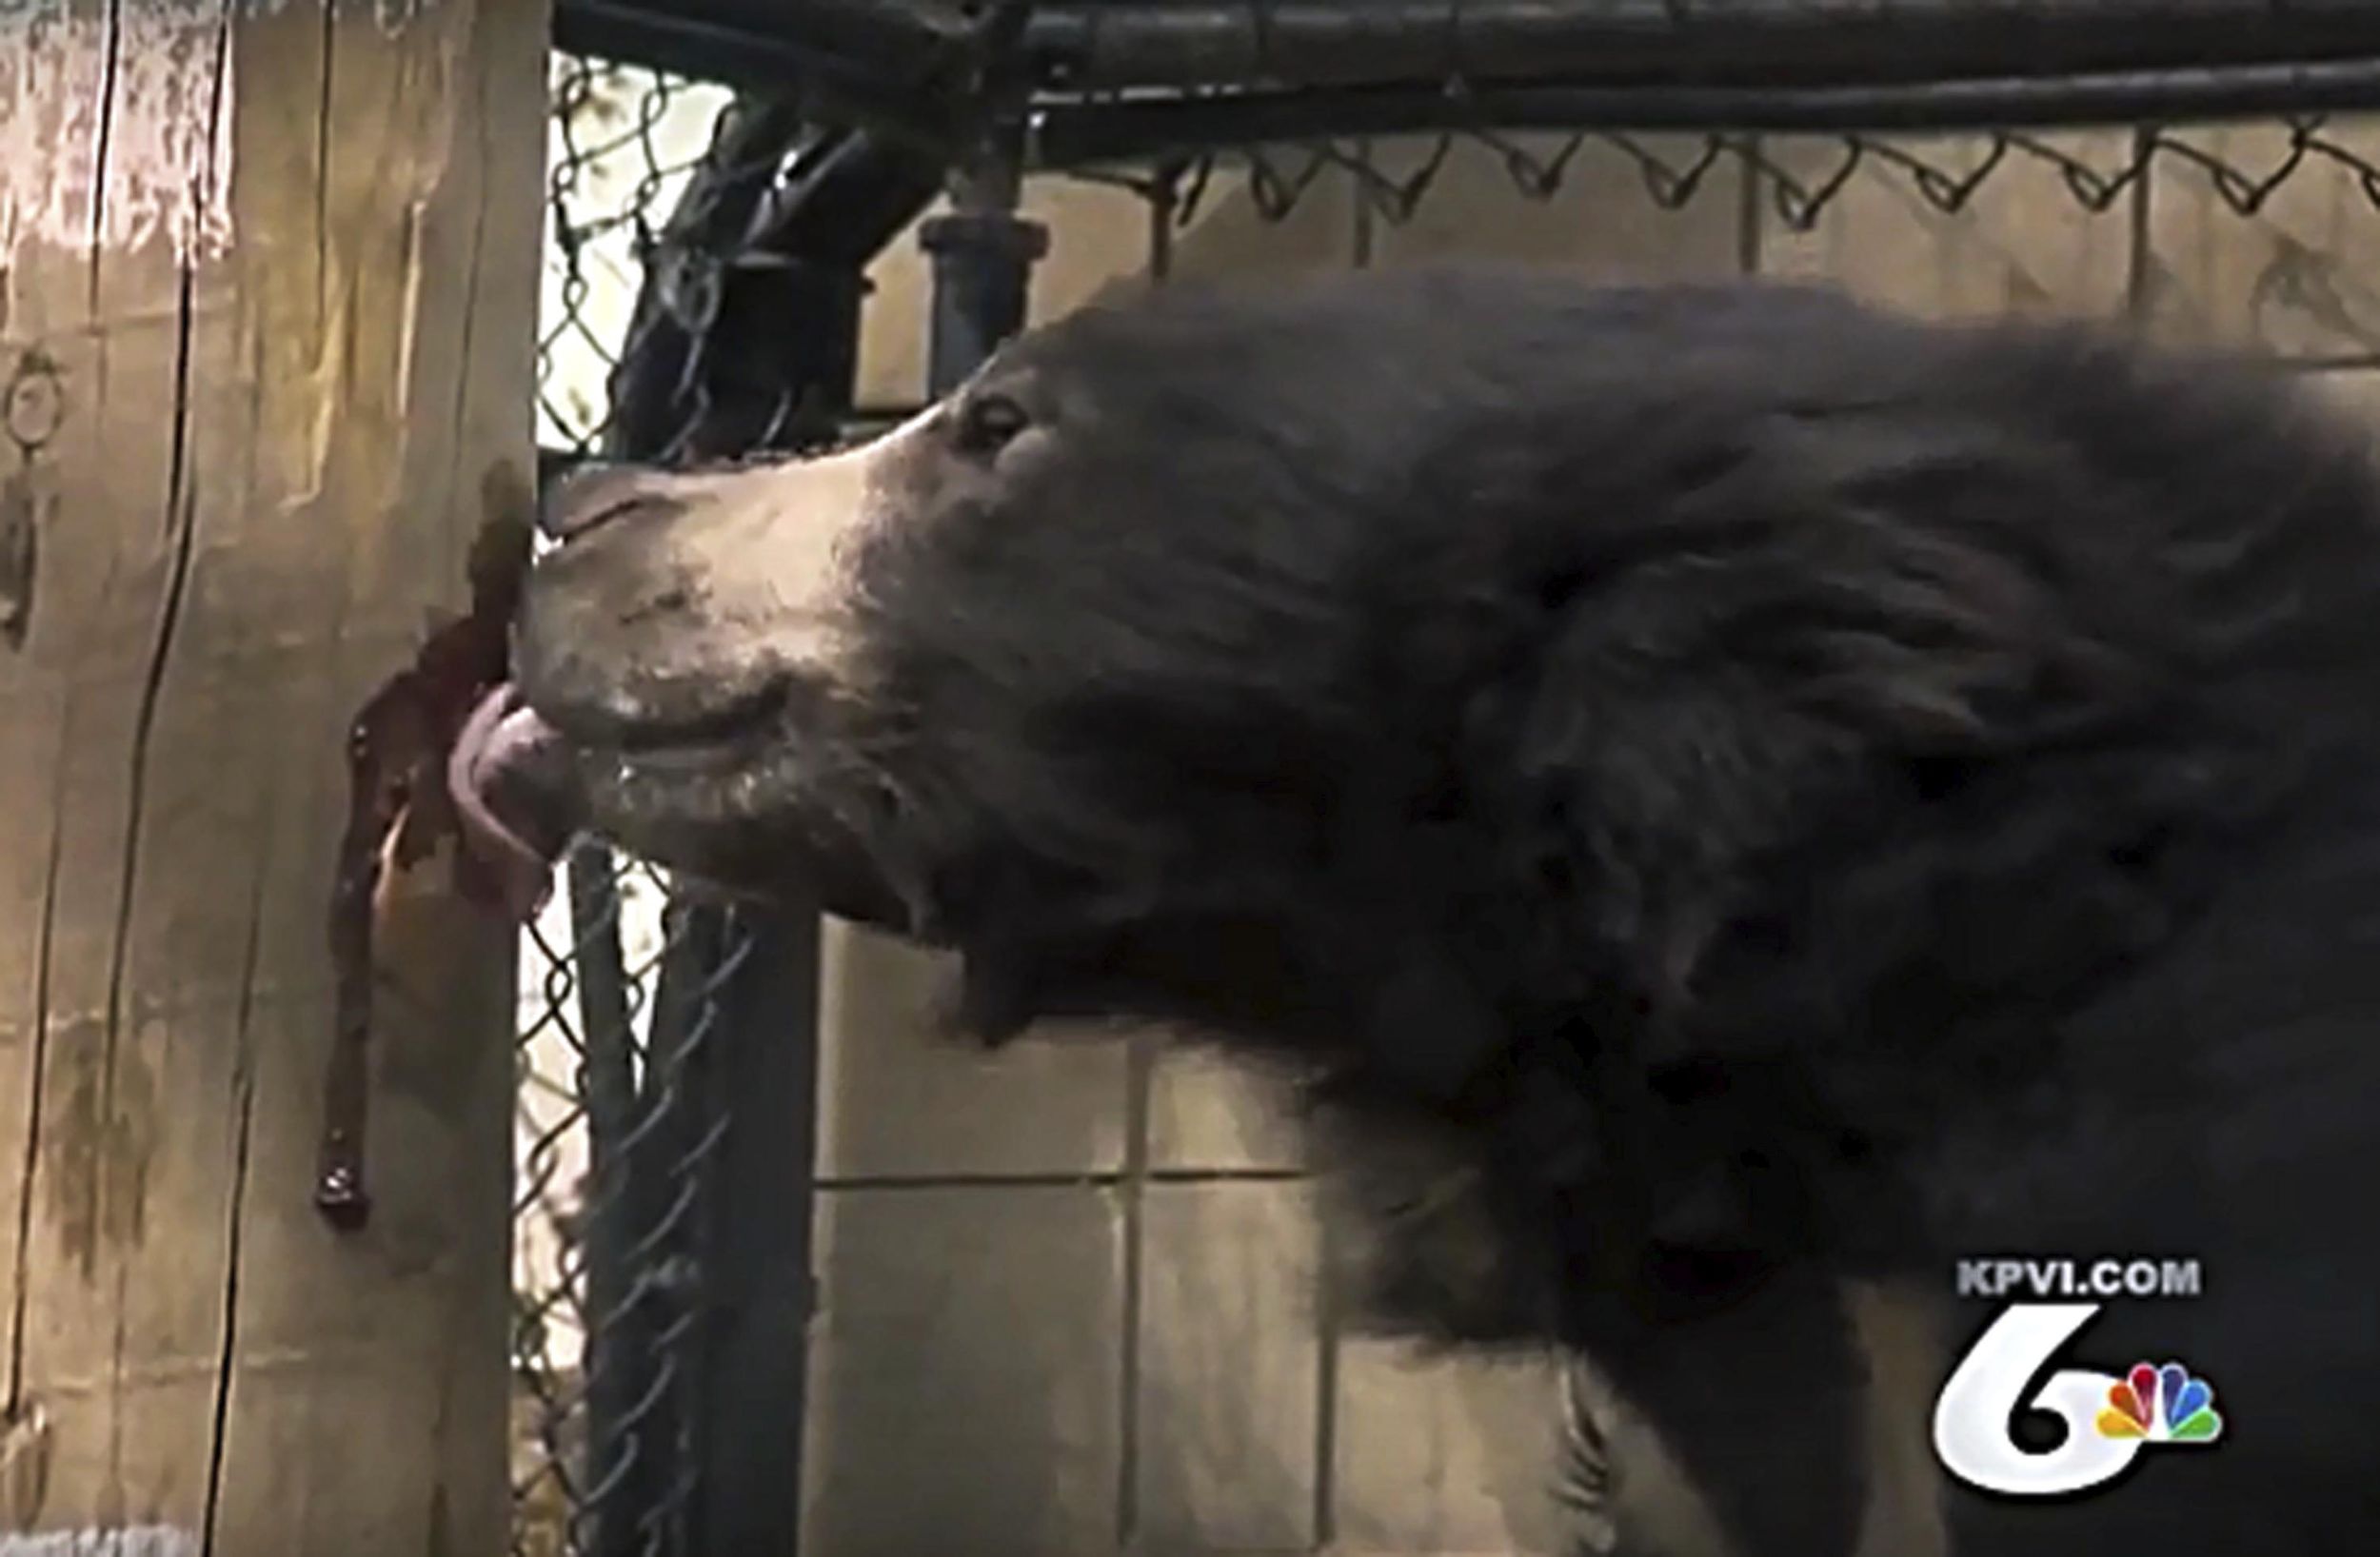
left=816, top=918, right=1133, bottom=1180
left=1331, top=1335, right=1570, bottom=1556
left=802, top=1183, right=1126, bottom=1556
left=1146, top=1041, right=1309, bottom=1174
left=1135, top=1180, right=1325, bottom=1551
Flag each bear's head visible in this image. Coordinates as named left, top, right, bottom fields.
left=451, top=266, right=2380, bottom=1322
left=473, top=272, right=1933, bottom=1065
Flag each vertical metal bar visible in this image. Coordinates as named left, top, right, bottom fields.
left=919, top=125, right=1050, bottom=397
left=616, top=896, right=727, bottom=1557
left=1732, top=134, right=1762, bottom=279
left=677, top=115, right=1045, bottom=1557
left=685, top=897, right=822, bottom=1554
left=568, top=844, right=644, bottom=1557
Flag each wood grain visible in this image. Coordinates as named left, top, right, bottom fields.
left=0, top=2, right=545, bottom=1551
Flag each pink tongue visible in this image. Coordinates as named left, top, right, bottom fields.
left=448, top=683, right=576, bottom=921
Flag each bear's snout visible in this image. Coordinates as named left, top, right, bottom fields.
left=541, top=462, right=695, bottom=543
left=511, top=433, right=910, bottom=768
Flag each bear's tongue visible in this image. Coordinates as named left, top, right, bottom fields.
left=448, top=682, right=584, bottom=921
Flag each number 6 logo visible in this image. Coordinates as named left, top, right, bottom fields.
left=1933, top=1303, right=2143, bottom=1497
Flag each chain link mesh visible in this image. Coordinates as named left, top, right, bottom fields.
left=1162, top=119, right=2380, bottom=231
left=519, top=40, right=2380, bottom=1555
left=517, top=53, right=743, bottom=1557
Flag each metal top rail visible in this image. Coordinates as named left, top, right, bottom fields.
left=557, top=2, right=2380, bottom=147
left=562, top=5, right=2380, bottom=106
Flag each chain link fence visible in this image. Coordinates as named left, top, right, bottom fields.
left=515, top=54, right=744, bottom=1557
left=517, top=35, right=2380, bottom=1554
left=1151, top=120, right=2380, bottom=229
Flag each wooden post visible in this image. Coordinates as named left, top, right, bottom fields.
left=0, top=2, right=546, bottom=1552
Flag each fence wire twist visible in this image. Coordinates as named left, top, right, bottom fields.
left=517, top=43, right=2380, bottom=1556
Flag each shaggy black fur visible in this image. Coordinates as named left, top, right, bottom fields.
left=518, top=268, right=2380, bottom=1555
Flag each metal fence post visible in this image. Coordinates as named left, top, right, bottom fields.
left=675, top=116, right=1051, bottom=1556
left=684, top=893, right=823, bottom=1555
left=681, top=127, right=946, bottom=1557
left=919, top=125, right=1049, bottom=395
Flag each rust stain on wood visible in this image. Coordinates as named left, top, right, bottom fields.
left=317, top=458, right=532, bottom=1229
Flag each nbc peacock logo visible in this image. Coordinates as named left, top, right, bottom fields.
left=1934, top=1297, right=2224, bottom=1499
left=2095, top=1360, right=2224, bottom=1445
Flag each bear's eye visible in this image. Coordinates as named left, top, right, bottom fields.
left=954, top=393, right=1030, bottom=456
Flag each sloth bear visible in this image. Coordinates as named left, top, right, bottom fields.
left=453, top=268, right=2380, bottom=1555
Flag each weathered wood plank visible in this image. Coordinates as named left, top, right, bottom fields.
left=1, top=1, right=544, bottom=1551
left=205, top=2, right=547, bottom=1553
left=3, top=0, right=242, bottom=1530
left=0, top=678, right=69, bottom=1407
